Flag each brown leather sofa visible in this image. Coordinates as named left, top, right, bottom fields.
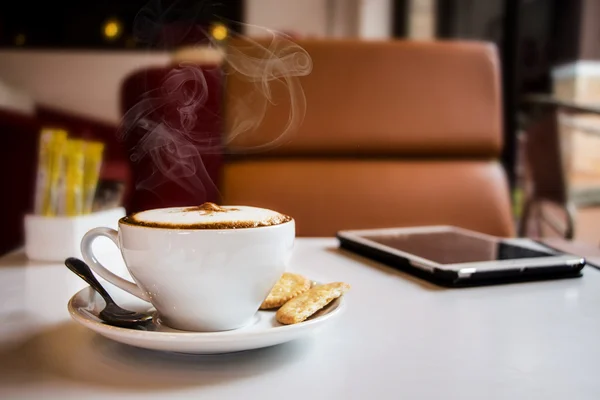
left=221, top=39, right=514, bottom=237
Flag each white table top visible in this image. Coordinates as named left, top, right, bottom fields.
left=1, top=238, right=600, bottom=400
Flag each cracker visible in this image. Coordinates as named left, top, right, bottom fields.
left=260, top=272, right=312, bottom=309
left=276, top=282, right=350, bottom=324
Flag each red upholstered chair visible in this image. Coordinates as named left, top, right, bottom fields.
left=0, top=109, right=39, bottom=255
left=119, top=60, right=223, bottom=214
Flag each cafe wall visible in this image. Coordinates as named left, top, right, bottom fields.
left=244, top=0, right=393, bottom=39
left=0, top=50, right=170, bottom=124
left=244, top=0, right=329, bottom=37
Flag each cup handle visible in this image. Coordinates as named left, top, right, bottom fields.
left=80, top=227, right=151, bottom=302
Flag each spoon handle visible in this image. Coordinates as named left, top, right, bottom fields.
left=65, top=257, right=115, bottom=304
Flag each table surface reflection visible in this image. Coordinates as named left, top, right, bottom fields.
left=1, top=238, right=599, bottom=400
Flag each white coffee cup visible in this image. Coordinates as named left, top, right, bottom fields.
left=80, top=204, right=295, bottom=332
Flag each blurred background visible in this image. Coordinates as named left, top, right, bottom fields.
left=2, top=0, right=600, bottom=257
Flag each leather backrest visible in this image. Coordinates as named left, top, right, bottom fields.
left=221, top=39, right=513, bottom=237
left=222, top=160, right=514, bottom=237
left=224, top=39, right=502, bottom=157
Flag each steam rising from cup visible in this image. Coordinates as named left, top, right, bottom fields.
left=224, top=32, right=312, bottom=151
left=118, top=0, right=313, bottom=202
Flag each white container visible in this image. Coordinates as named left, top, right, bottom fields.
left=24, top=208, right=126, bottom=262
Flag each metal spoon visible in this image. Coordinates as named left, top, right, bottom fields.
left=65, top=257, right=153, bottom=328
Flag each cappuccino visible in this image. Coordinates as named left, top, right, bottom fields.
left=121, top=202, right=292, bottom=229
left=81, top=201, right=295, bottom=331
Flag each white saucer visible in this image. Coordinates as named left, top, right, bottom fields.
left=68, top=286, right=345, bottom=354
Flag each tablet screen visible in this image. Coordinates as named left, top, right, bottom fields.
left=363, top=230, right=553, bottom=264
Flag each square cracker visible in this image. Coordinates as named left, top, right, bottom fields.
left=260, top=272, right=312, bottom=309
left=276, top=282, right=350, bottom=324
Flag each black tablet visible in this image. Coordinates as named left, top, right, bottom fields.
left=337, top=226, right=586, bottom=287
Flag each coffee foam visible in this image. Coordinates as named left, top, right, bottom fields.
left=123, top=203, right=291, bottom=229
